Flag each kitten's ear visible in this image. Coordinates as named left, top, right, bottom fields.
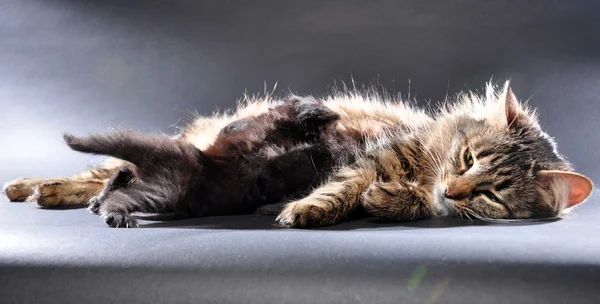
left=500, top=81, right=524, bottom=129
left=538, top=170, right=594, bottom=208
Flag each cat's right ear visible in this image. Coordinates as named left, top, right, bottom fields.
left=500, top=81, right=528, bottom=130
left=538, top=170, right=594, bottom=208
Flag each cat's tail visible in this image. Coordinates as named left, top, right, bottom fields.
left=63, top=129, right=202, bottom=167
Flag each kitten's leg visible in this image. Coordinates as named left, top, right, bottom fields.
left=276, top=160, right=377, bottom=228
left=64, top=131, right=206, bottom=228
left=88, top=166, right=146, bottom=228
left=89, top=159, right=202, bottom=228
left=360, top=181, right=434, bottom=221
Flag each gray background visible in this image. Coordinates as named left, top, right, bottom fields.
left=1, top=1, right=600, bottom=303
left=1, top=0, right=599, bottom=183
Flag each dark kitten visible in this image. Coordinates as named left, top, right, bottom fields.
left=64, top=97, right=357, bottom=227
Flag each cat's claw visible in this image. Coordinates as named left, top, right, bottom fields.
left=275, top=211, right=296, bottom=227
left=88, top=196, right=102, bottom=214
left=103, top=212, right=138, bottom=228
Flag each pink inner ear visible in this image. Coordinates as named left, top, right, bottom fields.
left=539, top=170, right=594, bottom=208
left=567, top=173, right=594, bottom=207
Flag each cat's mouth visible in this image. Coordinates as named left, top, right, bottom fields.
left=433, top=185, right=458, bottom=216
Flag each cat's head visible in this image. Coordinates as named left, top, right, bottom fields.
left=431, top=81, right=593, bottom=221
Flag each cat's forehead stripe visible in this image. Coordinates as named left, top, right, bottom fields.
left=487, top=154, right=508, bottom=167
left=494, top=179, right=513, bottom=192
left=474, top=149, right=495, bottom=160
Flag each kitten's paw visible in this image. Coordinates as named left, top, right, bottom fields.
left=291, top=97, right=339, bottom=123
left=103, top=212, right=138, bottom=228
left=276, top=199, right=335, bottom=228
left=88, top=196, right=103, bottom=214
left=3, top=178, right=37, bottom=202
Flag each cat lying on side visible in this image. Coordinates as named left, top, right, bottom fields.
left=3, top=81, right=593, bottom=228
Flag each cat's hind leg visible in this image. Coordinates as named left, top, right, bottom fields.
left=3, top=178, right=44, bottom=202
left=3, top=162, right=119, bottom=207
left=28, top=179, right=106, bottom=208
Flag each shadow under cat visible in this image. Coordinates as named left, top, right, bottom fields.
left=135, top=213, right=560, bottom=230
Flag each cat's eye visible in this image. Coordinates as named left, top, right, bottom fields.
left=477, top=190, right=513, bottom=215
left=478, top=190, right=499, bottom=203
left=464, top=148, right=474, bottom=170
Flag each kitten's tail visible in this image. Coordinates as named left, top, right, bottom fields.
left=63, top=129, right=202, bottom=167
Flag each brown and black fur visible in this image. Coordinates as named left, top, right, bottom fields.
left=63, top=97, right=357, bottom=227
left=3, top=81, right=594, bottom=229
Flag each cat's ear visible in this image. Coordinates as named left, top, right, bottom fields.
left=538, top=170, right=594, bottom=208
left=500, top=81, right=525, bottom=130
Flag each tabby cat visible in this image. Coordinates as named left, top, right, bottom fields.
left=3, top=81, right=593, bottom=228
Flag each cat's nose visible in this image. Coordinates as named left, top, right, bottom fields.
left=445, top=186, right=455, bottom=199
left=445, top=185, right=469, bottom=200
left=445, top=177, right=475, bottom=200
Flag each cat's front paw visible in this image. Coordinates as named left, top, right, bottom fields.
left=361, top=181, right=406, bottom=206
left=103, top=212, right=138, bottom=228
left=360, top=181, right=411, bottom=218
left=361, top=181, right=432, bottom=221
left=276, top=199, right=336, bottom=228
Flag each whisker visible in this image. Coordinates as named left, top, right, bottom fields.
left=463, top=211, right=473, bottom=222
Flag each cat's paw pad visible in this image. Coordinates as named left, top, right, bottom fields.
left=3, top=178, right=36, bottom=202
left=103, top=212, right=138, bottom=228
left=276, top=199, right=335, bottom=228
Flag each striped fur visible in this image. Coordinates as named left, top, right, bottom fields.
left=276, top=81, right=593, bottom=227
left=3, top=81, right=593, bottom=228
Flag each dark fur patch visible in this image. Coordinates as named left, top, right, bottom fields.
left=65, top=97, right=358, bottom=227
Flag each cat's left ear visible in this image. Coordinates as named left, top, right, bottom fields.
left=538, top=170, right=594, bottom=208
left=500, top=81, right=527, bottom=130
